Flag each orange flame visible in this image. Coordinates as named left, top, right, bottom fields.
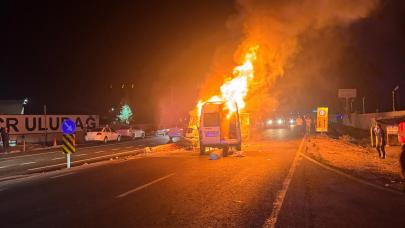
left=197, top=46, right=259, bottom=117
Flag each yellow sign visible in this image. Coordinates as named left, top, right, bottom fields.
left=316, top=107, right=328, bottom=132
left=62, top=134, right=76, bottom=154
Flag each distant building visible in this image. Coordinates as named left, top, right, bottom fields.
left=0, top=100, right=24, bottom=114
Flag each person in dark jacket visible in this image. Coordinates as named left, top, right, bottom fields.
left=0, top=127, right=9, bottom=152
left=373, top=123, right=386, bottom=159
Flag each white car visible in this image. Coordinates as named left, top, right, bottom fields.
left=85, top=127, right=121, bottom=143
left=116, top=127, right=145, bottom=139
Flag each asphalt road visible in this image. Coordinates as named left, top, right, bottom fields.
left=0, top=136, right=170, bottom=179
left=0, top=128, right=404, bottom=227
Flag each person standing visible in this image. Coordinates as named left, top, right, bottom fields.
left=398, top=121, right=405, bottom=179
left=373, top=123, right=386, bottom=159
left=0, top=127, right=9, bottom=152
left=296, top=116, right=304, bottom=134
left=305, top=115, right=312, bottom=135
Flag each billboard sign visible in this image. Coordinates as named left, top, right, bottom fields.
left=0, top=115, right=98, bottom=135
left=338, top=89, right=357, bottom=98
left=316, top=107, right=328, bottom=132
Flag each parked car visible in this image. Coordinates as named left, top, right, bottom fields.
left=116, top=126, right=145, bottom=139
left=167, top=127, right=183, bottom=138
left=155, top=129, right=169, bottom=136
left=185, top=126, right=198, bottom=139
left=85, top=127, right=121, bottom=143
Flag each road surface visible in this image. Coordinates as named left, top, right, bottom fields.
left=0, top=128, right=404, bottom=227
left=0, top=136, right=169, bottom=179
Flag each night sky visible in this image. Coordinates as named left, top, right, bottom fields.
left=1, top=0, right=404, bottom=124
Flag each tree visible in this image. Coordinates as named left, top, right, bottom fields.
left=117, top=104, right=133, bottom=124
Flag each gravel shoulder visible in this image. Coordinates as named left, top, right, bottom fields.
left=304, top=135, right=404, bottom=191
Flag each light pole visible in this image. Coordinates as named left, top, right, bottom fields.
left=362, top=96, right=365, bottom=114
left=392, top=85, right=399, bottom=111
left=21, top=98, right=28, bottom=114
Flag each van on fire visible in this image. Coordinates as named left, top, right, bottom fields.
left=198, top=101, right=242, bottom=157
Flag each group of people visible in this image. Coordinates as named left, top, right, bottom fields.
left=295, top=115, right=312, bottom=135
left=0, top=127, right=10, bottom=152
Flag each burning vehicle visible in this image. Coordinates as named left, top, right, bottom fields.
left=190, top=46, right=258, bottom=156
left=199, top=101, right=242, bottom=157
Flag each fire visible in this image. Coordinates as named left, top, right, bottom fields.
left=197, top=46, right=259, bottom=117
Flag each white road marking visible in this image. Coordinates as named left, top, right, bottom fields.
left=125, top=146, right=133, bottom=149
left=0, top=151, right=58, bottom=162
left=117, top=173, right=175, bottom=198
left=75, top=154, right=87, bottom=157
left=95, top=150, right=105, bottom=154
left=300, top=153, right=403, bottom=195
left=28, top=149, right=143, bottom=171
left=0, top=139, right=145, bottom=161
left=112, top=148, right=119, bottom=151
left=263, top=136, right=306, bottom=228
left=0, top=165, right=10, bottom=169
left=21, top=161, right=36, bottom=166
left=52, top=157, right=64, bottom=160
left=50, top=172, right=75, bottom=179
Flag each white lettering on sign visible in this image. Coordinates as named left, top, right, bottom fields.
left=0, top=115, right=99, bottom=134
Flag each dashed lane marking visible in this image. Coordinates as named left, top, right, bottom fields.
left=50, top=172, right=75, bottom=179
left=116, top=173, right=175, bottom=198
left=28, top=149, right=143, bottom=171
left=263, top=136, right=306, bottom=228
left=0, top=151, right=57, bottom=161
left=0, top=165, right=10, bottom=169
left=112, top=148, right=119, bottom=151
left=125, top=146, right=133, bottom=149
left=21, top=162, right=36, bottom=166
left=52, top=157, right=64, bottom=160
left=75, top=154, right=87, bottom=157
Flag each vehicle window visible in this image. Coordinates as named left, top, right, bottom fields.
left=107, top=128, right=111, bottom=132
left=203, top=113, right=220, bottom=127
left=89, top=128, right=103, bottom=132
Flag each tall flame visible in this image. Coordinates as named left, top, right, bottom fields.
left=198, top=46, right=259, bottom=117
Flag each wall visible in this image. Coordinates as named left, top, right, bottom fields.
left=343, top=110, right=405, bottom=130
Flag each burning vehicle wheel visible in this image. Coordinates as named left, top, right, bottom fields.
left=222, top=146, right=229, bottom=157
left=103, top=137, right=108, bottom=144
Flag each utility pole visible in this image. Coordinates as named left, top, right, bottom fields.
left=350, top=99, right=354, bottom=113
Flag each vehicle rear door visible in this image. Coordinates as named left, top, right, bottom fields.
left=200, top=111, right=221, bottom=145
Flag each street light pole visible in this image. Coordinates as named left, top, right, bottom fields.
left=362, top=96, right=365, bottom=114
left=392, top=85, right=399, bottom=112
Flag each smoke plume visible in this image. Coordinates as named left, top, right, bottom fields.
left=200, top=0, right=379, bottom=121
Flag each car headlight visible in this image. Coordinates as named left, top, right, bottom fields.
left=289, top=119, right=294, bottom=124
left=267, top=120, right=273, bottom=125
left=277, top=119, right=283, bottom=125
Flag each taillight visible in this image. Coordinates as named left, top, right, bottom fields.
left=96, top=132, right=102, bottom=135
